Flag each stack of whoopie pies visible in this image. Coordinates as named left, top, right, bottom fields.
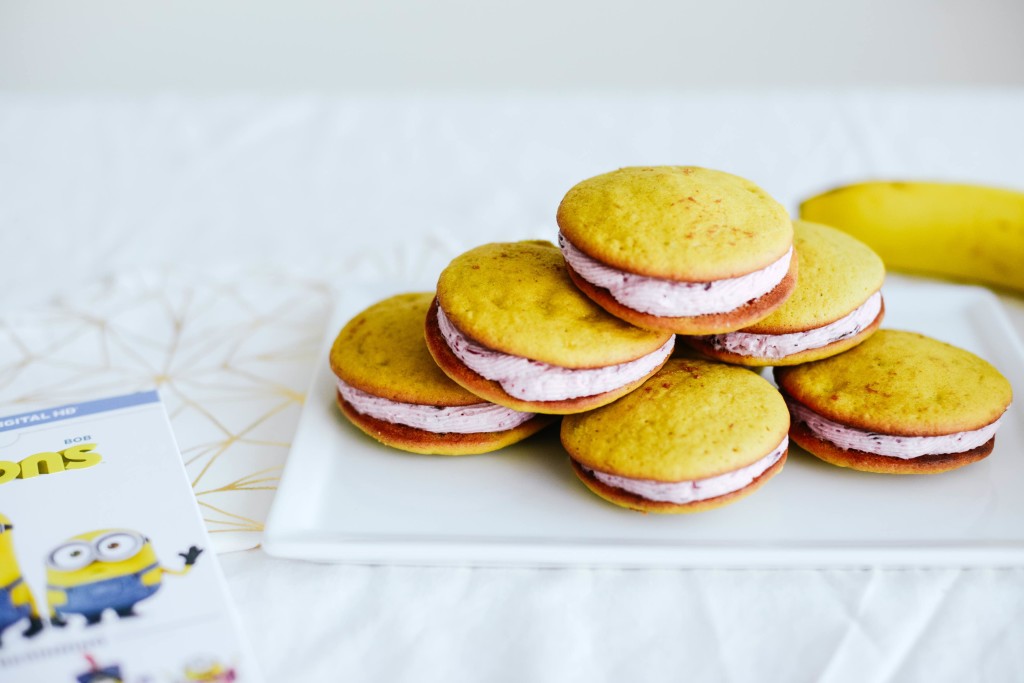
left=329, top=166, right=1013, bottom=515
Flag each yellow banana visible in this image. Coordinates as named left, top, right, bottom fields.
left=799, top=181, right=1024, bottom=294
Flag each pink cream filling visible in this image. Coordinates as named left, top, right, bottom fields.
left=696, top=291, right=883, bottom=359
left=581, top=436, right=788, bottom=504
left=787, top=399, right=1008, bottom=458
left=436, top=306, right=675, bottom=402
left=558, top=232, right=792, bottom=317
left=336, top=378, right=537, bottom=434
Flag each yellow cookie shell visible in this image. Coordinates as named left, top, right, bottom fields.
left=556, top=166, right=793, bottom=281
left=561, top=358, right=790, bottom=481
left=741, top=220, right=885, bottom=334
left=330, top=292, right=481, bottom=406
left=775, top=329, right=1013, bottom=436
left=436, top=240, right=673, bottom=368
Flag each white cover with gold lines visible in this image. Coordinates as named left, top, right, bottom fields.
left=0, top=267, right=332, bottom=552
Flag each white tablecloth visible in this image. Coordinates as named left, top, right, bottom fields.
left=3, top=91, right=1024, bottom=682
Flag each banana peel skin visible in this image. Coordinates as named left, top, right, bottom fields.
left=799, top=181, right=1024, bottom=295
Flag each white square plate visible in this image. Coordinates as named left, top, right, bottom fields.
left=264, top=276, right=1024, bottom=567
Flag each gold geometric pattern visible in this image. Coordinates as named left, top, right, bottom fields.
left=0, top=267, right=333, bottom=552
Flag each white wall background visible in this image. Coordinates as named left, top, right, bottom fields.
left=1, top=0, right=1022, bottom=91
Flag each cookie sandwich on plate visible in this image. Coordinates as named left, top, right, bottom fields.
left=561, top=358, right=790, bottom=513
left=557, top=166, right=797, bottom=334
left=684, top=220, right=885, bottom=366
left=331, top=292, right=554, bottom=455
left=775, top=329, right=1013, bottom=474
left=425, top=240, right=675, bottom=415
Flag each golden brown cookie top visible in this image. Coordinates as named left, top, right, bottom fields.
left=556, top=166, right=792, bottom=280
left=561, top=358, right=790, bottom=481
left=436, top=240, right=672, bottom=368
left=330, top=292, right=481, bottom=406
left=775, top=329, right=1013, bottom=435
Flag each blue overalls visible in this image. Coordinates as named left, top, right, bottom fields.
left=50, top=562, right=160, bottom=620
left=0, top=577, right=30, bottom=633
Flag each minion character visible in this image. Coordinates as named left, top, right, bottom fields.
left=183, top=656, right=237, bottom=682
left=0, top=513, right=44, bottom=646
left=46, top=529, right=202, bottom=626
